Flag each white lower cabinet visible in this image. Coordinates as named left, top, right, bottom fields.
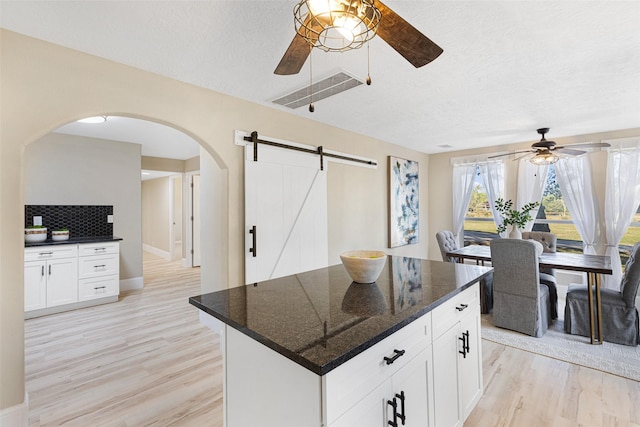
left=78, top=242, right=119, bottom=301
left=24, top=242, right=119, bottom=317
left=24, top=245, right=79, bottom=311
left=432, top=285, right=483, bottom=427
left=330, top=346, right=434, bottom=427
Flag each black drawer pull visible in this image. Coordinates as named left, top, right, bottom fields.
left=384, top=349, right=406, bottom=365
left=455, top=303, right=469, bottom=312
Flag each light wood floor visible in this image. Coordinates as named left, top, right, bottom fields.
left=25, top=252, right=222, bottom=427
left=25, top=253, right=640, bottom=426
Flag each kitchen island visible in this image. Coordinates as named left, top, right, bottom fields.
left=190, top=256, right=492, bottom=427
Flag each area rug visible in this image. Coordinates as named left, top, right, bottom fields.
left=480, top=292, right=640, bottom=381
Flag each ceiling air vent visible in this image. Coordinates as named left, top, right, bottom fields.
left=272, top=71, right=363, bottom=109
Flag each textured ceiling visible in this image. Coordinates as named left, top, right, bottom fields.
left=2, top=0, right=639, bottom=157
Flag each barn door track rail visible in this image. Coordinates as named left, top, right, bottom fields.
left=242, top=131, right=377, bottom=170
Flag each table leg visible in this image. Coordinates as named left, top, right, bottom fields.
left=595, top=273, right=603, bottom=344
left=587, top=272, right=603, bottom=345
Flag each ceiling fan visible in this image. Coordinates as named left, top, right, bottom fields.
left=490, top=128, right=611, bottom=165
left=274, top=0, right=444, bottom=75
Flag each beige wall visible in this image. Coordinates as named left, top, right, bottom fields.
left=427, top=128, right=640, bottom=261
left=24, top=133, right=143, bottom=281
left=142, top=155, right=188, bottom=173
left=0, top=30, right=430, bottom=411
left=142, top=177, right=171, bottom=253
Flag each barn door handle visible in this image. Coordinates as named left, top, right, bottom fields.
left=249, top=226, right=257, bottom=257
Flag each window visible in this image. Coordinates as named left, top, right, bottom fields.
left=620, top=205, right=640, bottom=266
left=532, top=164, right=583, bottom=253
left=464, top=165, right=498, bottom=244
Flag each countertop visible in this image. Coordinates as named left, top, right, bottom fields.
left=25, top=235, right=123, bottom=248
left=189, top=256, right=492, bottom=376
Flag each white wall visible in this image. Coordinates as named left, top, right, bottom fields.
left=23, top=132, right=142, bottom=281
left=141, top=177, right=171, bottom=256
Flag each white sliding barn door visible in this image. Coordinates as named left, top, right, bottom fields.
left=244, top=143, right=328, bottom=284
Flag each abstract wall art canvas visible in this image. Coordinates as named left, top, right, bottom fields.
left=388, top=156, right=419, bottom=248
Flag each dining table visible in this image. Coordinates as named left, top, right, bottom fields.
left=445, top=244, right=612, bottom=345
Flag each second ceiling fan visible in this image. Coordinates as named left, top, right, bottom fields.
left=490, top=128, right=611, bottom=165
left=274, top=0, right=444, bottom=75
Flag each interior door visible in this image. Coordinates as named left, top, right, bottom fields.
left=244, top=143, right=328, bottom=284
left=192, top=174, right=201, bottom=267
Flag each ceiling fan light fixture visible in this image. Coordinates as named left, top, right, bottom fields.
left=294, top=0, right=381, bottom=52
left=530, top=150, right=559, bottom=166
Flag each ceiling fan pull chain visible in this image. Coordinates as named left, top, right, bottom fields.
left=366, top=41, right=372, bottom=85
left=309, top=45, right=315, bottom=113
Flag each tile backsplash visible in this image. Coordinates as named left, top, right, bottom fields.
left=25, top=205, right=113, bottom=239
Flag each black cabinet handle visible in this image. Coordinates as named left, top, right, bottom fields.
left=41, top=265, right=45, bottom=277
left=455, top=303, right=469, bottom=312
left=384, top=349, right=406, bottom=365
left=387, top=398, right=398, bottom=427
left=459, top=330, right=470, bottom=358
left=249, top=226, right=257, bottom=257
left=396, top=391, right=406, bottom=425
left=48, top=265, right=52, bottom=276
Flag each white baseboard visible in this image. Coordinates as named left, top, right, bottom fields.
left=120, top=276, right=144, bottom=291
left=143, top=244, right=170, bottom=260
left=0, top=393, right=28, bottom=427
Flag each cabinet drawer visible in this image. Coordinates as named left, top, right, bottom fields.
left=79, top=242, right=119, bottom=257
left=25, top=245, right=78, bottom=261
left=78, top=255, right=119, bottom=279
left=432, top=284, right=479, bottom=340
left=323, top=312, right=432, bottom=425
left=79, top=276, right=119, bottom=301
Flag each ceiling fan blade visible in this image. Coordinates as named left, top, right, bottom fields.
left=375, top=1, right=443, bottom=68
left=488, top=149, right=534, bottom=159
left=513, top=152, right=535, bottom=161
left=274, top=35, right=311, bottom=75
left=274, top=14, right=320, bottom=75
left=561, top=142, right=612, bottom=149
left=555, top=147, right=586, bottom=156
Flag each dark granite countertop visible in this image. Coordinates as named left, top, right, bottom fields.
left=25, top=236, right=123, bottom=248
left=190, top=256, right=492, bottom=376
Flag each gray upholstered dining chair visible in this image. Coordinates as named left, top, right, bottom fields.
left=564, top=242, right=640, bottom=346
left=490, top=239, right=552, bottom=337
left=522, top=231, right=559, bottom=319
left=436, top=230, right=493, bottom=313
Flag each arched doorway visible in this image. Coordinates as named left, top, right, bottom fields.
left=20, top=114, right=228, bottom=424
left=22, top=114, right=227, bottom=295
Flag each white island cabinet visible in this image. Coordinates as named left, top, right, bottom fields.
left=226, top=308, right=435, bottom=427
left=432, top=283, right=482, bottom=427
left=190, top=257, right=491, bottom=427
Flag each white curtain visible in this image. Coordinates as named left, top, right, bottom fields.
left=604, top=145, right=640, bottom=289
left=517, top=159, right=549, bottom=231
left=554, top=155, right=598, bottom=255
left=452, top=162, right=477, bottom=247
left=478, top=160, right=505, bottom=233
